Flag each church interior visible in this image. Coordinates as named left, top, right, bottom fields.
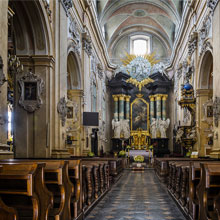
left=0, top=0, right=220, bottom=219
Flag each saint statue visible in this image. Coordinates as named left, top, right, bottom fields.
left=159, top=118, right=170, bottom=138
left=150, top=118, right=157, bottom=139
left=121, top=119, right=130, bottom=139
left=112, top=119, right=121, bottom=139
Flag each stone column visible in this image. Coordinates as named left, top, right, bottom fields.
left=112, top=95, right=119, bottom=121
left=125, top=96, right=131, bottom=120
left=119, top=95, right=125, bottom=120
left=162, top=95, right=168, bottom=120
left=156, top=94, right=162, bottom=119
left=149, top=95, right=155, bottom=123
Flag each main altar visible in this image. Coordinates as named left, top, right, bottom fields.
left=108, top=53, right=171, bottom=156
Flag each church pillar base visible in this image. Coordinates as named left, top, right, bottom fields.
left=51, top=149, right=70, bottom=158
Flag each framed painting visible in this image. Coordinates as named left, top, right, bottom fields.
left=131, top=98, right=150, bottom=132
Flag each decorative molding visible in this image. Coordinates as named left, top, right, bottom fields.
left=42, top=0, right=52, bottom=22
left=199, top=13, right=212, bottom=44
left=60, top=0, right=72, bottom=15
left=97, top=63, right=103, bottom=79
left=18, top=70, right=45, bottom=112
left=82, top=32, right=92, bottom=56
left=0, top=56, right=6, bottom=87
left=69, top=18, right=81, bottom=55
left=188, top=32, right=198, bottom=57
left=200, top=41, right=213, bottom=57
left=57, top=96, right=67, bottom=126
left=207, top=0, right=219, bottom=13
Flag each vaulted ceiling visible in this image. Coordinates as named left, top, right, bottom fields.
left=96, top=0, right=183, bottom=63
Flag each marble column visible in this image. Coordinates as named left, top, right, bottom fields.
left=162, top=95, right=168, bottom=120
left=125, top=96, right=131, bottom=120
left=149, top=95, right=155, bottom=123
left=156, top=95, right=162, bottom=119
left=119, top=95, right=125, bottom=120
left=112, top=95, right=119, bottom=121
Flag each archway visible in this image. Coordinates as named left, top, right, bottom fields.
left=197, top=50, right=213, bottom=157
left=66, top=51, right=82, bottom=156
left=8, top=0, right=52, bottom=158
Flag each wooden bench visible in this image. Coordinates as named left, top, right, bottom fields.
left=1, top=159, right=74, bottom=220
left=0, top=162, right=53, bottom=220
left=196, top=163, right=220, bottom=220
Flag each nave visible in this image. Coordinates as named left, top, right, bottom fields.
left=85, top=170, right=186, bottom=220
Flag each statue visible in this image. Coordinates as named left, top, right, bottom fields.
left=150, top=118, right=157, bottom=139
left=176, top=128, right=184, bottom=143
left=112, top=119, right=121, bottom=139
left=159, top=118, right=170, bottom=138
left=187, top=127, right=197, bottom=139
left=121, top=119, right=130, bottom=139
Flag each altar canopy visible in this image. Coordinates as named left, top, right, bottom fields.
left=108, top=53, right=172, bottom=150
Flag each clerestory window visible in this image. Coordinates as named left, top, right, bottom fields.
left=130, top=35, right=151, bottom=55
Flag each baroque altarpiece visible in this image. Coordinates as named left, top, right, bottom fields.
left=108, top=54, right=171, bottom=156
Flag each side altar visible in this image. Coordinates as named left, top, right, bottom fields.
left=108, top=53, right=172, bottom=156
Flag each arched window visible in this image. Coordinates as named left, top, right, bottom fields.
left=130, top=35, right=151, bottom=55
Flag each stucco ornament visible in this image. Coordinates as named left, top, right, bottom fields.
left=207, top=0, right=219, bottom=12
left=61, top=0, right=72, bottom=14
left=18, top=70, right=45, bottom=113
left=57, top=96, right=67, bottom=126
left=126, top=56, right=151, bottom=82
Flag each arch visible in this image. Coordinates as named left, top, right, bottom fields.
left=9, top=0, right=52, bottom=55
left=198, top=49, right=213, bottom=90
left=67, top=52, right=81, bottom=90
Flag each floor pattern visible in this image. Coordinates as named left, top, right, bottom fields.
left=85, top=169, right=186, bottom=220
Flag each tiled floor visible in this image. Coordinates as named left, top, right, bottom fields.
left=85, top=169, right=186, bottom=220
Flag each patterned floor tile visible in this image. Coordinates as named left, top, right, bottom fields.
left=85, top=170, right=186, bottom=220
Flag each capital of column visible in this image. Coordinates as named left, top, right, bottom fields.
left=112, top=95, right=119, bottom=102
left=155, top=94, right=163, bottom=101
left=149, top=95, right=155, bottom=101
left=162, top=95, right=168, bottom=101
left=118, top=94, right=126, bottom=101
left=125, top=95, right=131, bottom=102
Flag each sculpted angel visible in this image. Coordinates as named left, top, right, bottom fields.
left=159, top=118, right=170, bottom=138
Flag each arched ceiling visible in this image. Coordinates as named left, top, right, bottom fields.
left=96, top=0, right=183, bottom=59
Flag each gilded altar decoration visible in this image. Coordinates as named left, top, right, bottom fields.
left=120, top=52, right=162, bottom=91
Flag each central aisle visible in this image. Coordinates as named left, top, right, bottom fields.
left=85, top=170, right=186, bottom=220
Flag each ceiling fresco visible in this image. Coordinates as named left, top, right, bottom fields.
left=95, top=0, right=183, bottom=63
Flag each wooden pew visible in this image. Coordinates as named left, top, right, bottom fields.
left=214, top=192, right=220, bottom=220
left=1, top=159, right=74, bottom=220
left=0, top=162, right=53, bottom=220
left=0, top=197, right=18, bottom=220
left=68, top=159, right=82, bottom=220
left=196, top=163, right=220, bottom=220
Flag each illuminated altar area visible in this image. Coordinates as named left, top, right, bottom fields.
left=108, top=53, right=172, bottom=156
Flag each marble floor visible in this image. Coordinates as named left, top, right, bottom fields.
left=85, top=169, right=186, bottom=220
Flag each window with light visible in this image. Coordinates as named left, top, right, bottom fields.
left=130, top=35, right=151, bottom=55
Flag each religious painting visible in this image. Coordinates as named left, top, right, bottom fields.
left=207, top=106, right=213, bottom=117
left=131, top=98, right=149, bottom=131
left=67, top=106, right=73, bottom=119
left=24, top=82, right=37, bottom=100
left=18, top=70, right=44, bottom=113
